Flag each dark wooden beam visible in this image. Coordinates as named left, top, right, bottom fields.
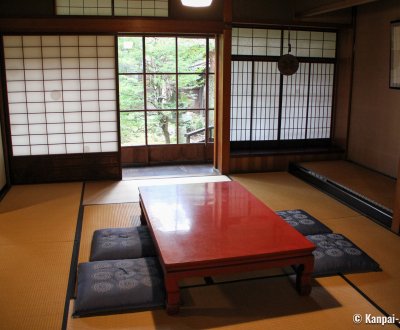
left=215, top=0, right=232, bottom=175
left=297, top=0, right=379, bottom=18
left=0, top=17, right=224, bottom=34
left=392, top=159, right=400, bottom=234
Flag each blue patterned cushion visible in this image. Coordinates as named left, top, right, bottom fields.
left=276, top=209, right=332, bottom=236
left=306, top=233, right=381, bottom=277
left=90, top=226, right=156, bottom=261
left=73, top=257, right=165, bottom=317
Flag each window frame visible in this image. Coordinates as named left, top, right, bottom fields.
left=230, top=26, right=337, bottom=152
left=117, top=34, right=215, bottom=147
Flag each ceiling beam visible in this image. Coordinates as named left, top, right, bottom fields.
left=0, top=18, right=224, bottom=34
left=297, top=0, right=379, bottom=18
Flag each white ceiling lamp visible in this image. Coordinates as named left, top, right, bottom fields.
left=181, top=0, right=212, bottom=7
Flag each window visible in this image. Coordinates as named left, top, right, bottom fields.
left=3, top=35, right=118, bottom=156
left=55, top=0, right=168, bottom=17
left=118, top=36, right=215, bottom=146
left=231, top=27, right=336, bottom=150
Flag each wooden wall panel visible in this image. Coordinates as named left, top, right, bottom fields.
left=348, top=0, right=400, bottom=177
left=230, top=151, right=345, bottom=174
left=0, top=18, right=224, bottom=34
left=11, top=153, right=121, bottom=184
left=334, top=26, right=354, bottom=150
left=392, top=159, right=400, bottom=233
left=121, top=144, right=213, bottom=167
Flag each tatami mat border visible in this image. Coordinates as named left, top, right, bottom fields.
left=62, top=183, right=86, bottom=330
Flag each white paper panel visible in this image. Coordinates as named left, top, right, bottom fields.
left=7, top=81, right=26, bottom=92
left=4, top=34, right=117, bottom=156
left=83, top=132, right=101, bottom=142
left=30, top=135, right=48, bottom=144
left=66, top=134, right=83, bottom=143
left=49, top=144, right=67, bottom=154
left=101, top=142, right=118, bottom=151
left=65, top=112, right=82, bottom=122
left=12, top=135, right=30, bottom=145
left=48, top=134, right=66, bottom=144
left=82, top=101, right=99, bottom=112
left=99, top=100, right=116, bottom=111
left=66, top=144, right=84, bottom=153
left=83, top=122, right=100, bottom=132
left=100, top=121, right=117, bottom=131
left=101, top=131, right=117, bottom=141
left=31, top=145, right=49, bottom=155
left=47, top=123, right=65, bottom=134
left=65, top=123, right=83, bottom=133
left=11, top=125, right=29, bottom=135
left=26, top=81, right=44, bottom=92
left=13, top=145, right=31, bottom=156
left=27, top=103, right=46, bottom=113
left=29, top=124, right=47, bottom=134
left=9, top=103, right=27, bottom=114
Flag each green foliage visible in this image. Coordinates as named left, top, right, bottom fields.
left=118, top=36, right=213, bottom=146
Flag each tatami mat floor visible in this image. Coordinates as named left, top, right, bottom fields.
left=0, top=182, right=82, bottom=330
left=0, top=172, right=399, bottom=329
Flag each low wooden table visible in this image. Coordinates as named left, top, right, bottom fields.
left=139, top=181, right=315, bottom=314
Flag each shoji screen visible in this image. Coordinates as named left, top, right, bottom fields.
left=3, top=35, right=118, bottom=156
left=55, top=0, right=168, bottom=17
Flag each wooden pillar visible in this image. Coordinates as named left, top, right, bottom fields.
left=215, top=0, right=232, bottom=174
left=391, top=159, right=400, bottom=234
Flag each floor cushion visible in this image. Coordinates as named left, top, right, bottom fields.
left=306, top=233, right=381, bottom=277
left=276, top=209, right=332, bottom=236
left=90, top=226, right=156, bottom=261
left=73, top=257, right=165, bottom=317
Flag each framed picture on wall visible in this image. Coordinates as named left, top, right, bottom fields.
left=390, top=20, right=400, bottom=89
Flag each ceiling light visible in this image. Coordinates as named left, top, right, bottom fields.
left=181, top=0, right=212, bottom=7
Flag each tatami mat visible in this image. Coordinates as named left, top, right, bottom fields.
left=299, top=160, right=396, bottom=211
left=83, top=175, right=230, bottom=205
left=0, top=242, right=74, bottom=330
left=230, top=172, right=359, bottom=220
left=78, top=203, right=141, bottom=263
left=0, top=183, right=82, bottom=245
left=67, top=275, right=396, bottom=329
left=0, top=183, right=82, bottom=330
left=231, top=172, right=400, bottom=319
left=323, top=215, right=400, bottom=316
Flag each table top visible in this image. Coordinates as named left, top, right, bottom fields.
left=139, top=181, right=315, bottom=269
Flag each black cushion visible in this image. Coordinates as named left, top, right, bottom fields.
left=90, top=226, right=156, bottom=262
left=73, top=257, right=165, bottom=317
left=306, top=233, right=381, bottom=277
left=276, top=209, right=332, bottom=236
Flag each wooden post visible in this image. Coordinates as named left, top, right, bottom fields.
left=215, top=0, right=232, bottom=174
left=391, top=158, right=400, bottom=234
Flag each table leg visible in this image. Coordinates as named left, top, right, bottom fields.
left=165, top=277, right=181, bottom=315
left=296, top=256, right=314, bottom=296
left=139, top=201, right=147, bottom=226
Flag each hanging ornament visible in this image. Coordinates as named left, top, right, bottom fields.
left=278, top=28, right=299, bottom=76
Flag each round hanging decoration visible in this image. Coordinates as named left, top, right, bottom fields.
left=278, top=54, right=299, bottom=76
left=278, top=28, right=299, bottom=76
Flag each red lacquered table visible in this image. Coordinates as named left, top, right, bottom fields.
left=138, top=181, right=315, bottom=314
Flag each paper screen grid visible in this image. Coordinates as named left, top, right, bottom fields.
left=3, top=35, right=118, bottom=156
left=232, top=28, right=336, bottom=58
left=114, top=0, right=168, bottom=17
left=55, top=0, right=168, bottom=17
